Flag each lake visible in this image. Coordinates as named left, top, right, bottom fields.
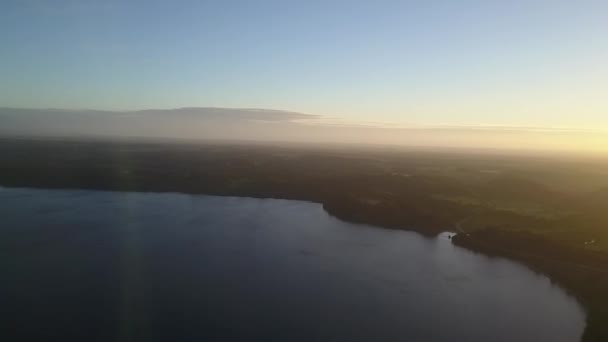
left=0, top=187, right=585, bottom=342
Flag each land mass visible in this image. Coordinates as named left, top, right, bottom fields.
left=1, top=137, right=607, bottom=342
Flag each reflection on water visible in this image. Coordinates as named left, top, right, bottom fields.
left=0, top=188, right=585, bottom=342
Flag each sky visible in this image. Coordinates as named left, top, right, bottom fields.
left=1, top=0, right=607, bottom=131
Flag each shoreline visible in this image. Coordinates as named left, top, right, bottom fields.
left=1, top=183, right=603, bottom=341
left=0, top=138, right=606, bottom=342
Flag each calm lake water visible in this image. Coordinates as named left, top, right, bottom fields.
left=0, top=187, right=585, bottom=342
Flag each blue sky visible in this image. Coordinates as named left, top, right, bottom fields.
left=1, top=0, right=607, bottom=128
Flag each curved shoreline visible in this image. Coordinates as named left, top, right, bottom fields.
left=0, top=138, right=606, bottom=342
left=324, top=200, right=606, bottom=342
left=1, top=183, right=604, bottom=341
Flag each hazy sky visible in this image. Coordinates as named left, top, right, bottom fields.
left=1, top=0, right=607, bottom=129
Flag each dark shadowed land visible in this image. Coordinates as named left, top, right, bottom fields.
left=1, top=137, right=607, bottom=342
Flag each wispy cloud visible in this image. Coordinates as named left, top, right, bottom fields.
left=295, top=115, right=608, bottom=134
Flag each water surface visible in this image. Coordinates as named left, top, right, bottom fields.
left=0, top=187, right=585, bottom=342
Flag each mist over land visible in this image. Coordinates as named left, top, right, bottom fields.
left=2, top=107, right=606, bottom=155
